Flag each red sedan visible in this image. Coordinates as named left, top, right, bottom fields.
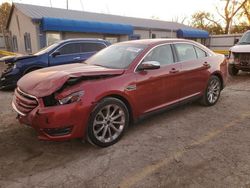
left=12, top=39, right=227, bottom=147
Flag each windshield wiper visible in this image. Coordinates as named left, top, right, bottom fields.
left=92, top=64, right=108, bottom=68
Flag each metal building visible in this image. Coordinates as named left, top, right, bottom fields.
left=7, top=3, right=209, bottom=54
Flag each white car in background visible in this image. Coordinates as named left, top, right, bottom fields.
left=228, top=30, right=250, bottom=76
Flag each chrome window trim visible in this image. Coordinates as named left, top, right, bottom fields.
left=173, top=42, right=213, bottom=63
left=134, top=41, right=213, bottom=72
left=134, top=43, right=175, bottom=73
left=173, top=41, right=213, bottom=57
left=193, top=46, right=208, bottom=58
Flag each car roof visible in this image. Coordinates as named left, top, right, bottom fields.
left=117, top=38, right=195, bottom=46
left=115, top=38, right=215, bottom=56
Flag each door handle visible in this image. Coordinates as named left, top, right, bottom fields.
left=73, top=57, right=81, bottom=60
left=203, top=62, right=210, bottom=67
left=170, top=68, right=179, bottom=73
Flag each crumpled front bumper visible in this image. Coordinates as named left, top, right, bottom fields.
left=14, top=100, right=92, bottom=141
left=234, top=64, right=250, bottom=71
left=0, top=75, right=18, bottom=89
left=228, top=56, right=250, bottom=71
left=0, top=66, right=20, bottom=90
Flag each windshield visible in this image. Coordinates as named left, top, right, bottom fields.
left=238, top=31, right=250, bottom=45
left=34, top=42, right=61, bottom=55
left=85, top=44, right=146, bottom=69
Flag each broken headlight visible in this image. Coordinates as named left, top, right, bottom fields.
left=58, top=91, right=84, bottom=105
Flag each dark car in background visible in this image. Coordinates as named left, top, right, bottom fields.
left=0, top=38, right=110, bottom=89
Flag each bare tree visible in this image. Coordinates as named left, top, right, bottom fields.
left=216, top=0, right=248, bottom=34
left=241, top=0, right=250, bottom=24
left=190, top=11, right=224, bottom=34
left=172, top=16, right=187, bottom=24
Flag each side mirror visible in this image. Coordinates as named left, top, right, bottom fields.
left=138, top=61, right=160, bottom=71
left=52, top=51, right=60, bottom=57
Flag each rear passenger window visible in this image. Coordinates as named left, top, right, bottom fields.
left=143, top=44, right=174, bottom=66
left=194, top=46, right=207, bottom=58
left=175, top=43, right=197, bottom=61
left=58, top=43, right=81, bottom=55
left=80, top=43, right=106, bottom=53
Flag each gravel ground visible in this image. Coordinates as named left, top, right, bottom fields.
left=1, top=63, right=250, bottom=188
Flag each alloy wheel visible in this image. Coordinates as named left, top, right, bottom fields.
left=93, top=104, right=126, bottom=143
left=207, top=79, right=221, bottom=104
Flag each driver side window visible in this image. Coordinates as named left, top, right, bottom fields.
left=143, top=44, right=174, bottom=66
left=58, top=43, right=81, bottom=55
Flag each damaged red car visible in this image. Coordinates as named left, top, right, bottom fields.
left=12, top=39, right=227, bottom=147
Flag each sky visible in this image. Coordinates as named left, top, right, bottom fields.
left=0, top=0, right=220, bottom=23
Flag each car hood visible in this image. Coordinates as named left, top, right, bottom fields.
left=0, top=54, right=37, bottom=64
left=230, top=44, right=250, bottom=53
left=17, top=63, right=125, bottom=97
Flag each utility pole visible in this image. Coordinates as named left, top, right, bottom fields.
left=66, top=0, right=68, bottom=10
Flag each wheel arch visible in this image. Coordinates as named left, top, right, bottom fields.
left=99, top=94, right=134, bottom=125
left=23, top=66, right=45, bottom=75
left=211, top=71, right=224, bottom=90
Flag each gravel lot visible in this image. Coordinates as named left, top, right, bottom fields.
left=1, top=63, right=250, bottom=188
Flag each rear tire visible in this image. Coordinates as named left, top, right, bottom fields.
left=228, top=64, right=239, bottom=76
left=87, top=97, right=129, bottom=147
left=200, top=75, right=221, bottom=106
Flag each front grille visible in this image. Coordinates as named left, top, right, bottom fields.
left=43, top=127, right=73, bottom=136
left=13, top=88, right=38, bottom=115
left=238, top=53, right=250, bottom=66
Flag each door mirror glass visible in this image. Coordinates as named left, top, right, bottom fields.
left=52, top=51, right=60, bottom=57
left=138, top=61, right=160, bottom=71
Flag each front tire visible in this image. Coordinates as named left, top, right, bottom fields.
left=228, top=64, right=239, bottom=76
left=87, top=97, right=129, bottom=147
left=200, top=75, right=221, bottom=106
